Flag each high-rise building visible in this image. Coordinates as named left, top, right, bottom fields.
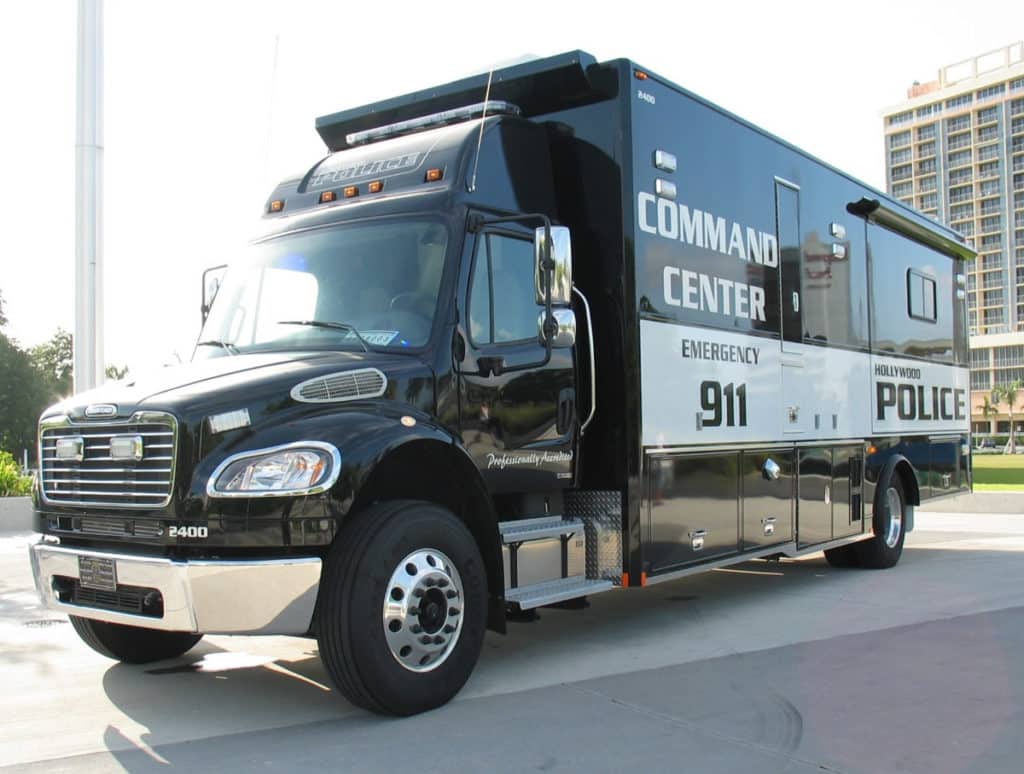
left=881, top=42, right=1024, bottom=437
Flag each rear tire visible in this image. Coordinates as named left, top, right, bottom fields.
left=69, top=616, right=202, bottom=663
left=854, top=476, right=907, bottom=569
left=824, top=543, right=860, bottom=568
left=317, top=500, right=487, bottom=716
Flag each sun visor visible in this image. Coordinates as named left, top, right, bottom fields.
left=315, top=50, right=607, bottom=152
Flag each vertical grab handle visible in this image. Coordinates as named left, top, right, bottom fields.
left=572, top=286, right=597, bottom=436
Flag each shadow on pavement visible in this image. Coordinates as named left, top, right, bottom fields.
left=91, top=539, right=1024, bottom=773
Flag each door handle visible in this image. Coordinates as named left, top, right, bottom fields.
left=477, top=356, right=506, bottom=377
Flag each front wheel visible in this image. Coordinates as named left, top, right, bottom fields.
left=854, top=477, right=907, bottom=569
left=317, top=500, right=487, bottom=716
left=69, top=616, right=203, bottom=663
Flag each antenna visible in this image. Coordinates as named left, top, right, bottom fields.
left=468, top=68, right=494, bottom=193
left=262, top=34, right=280, bottom=185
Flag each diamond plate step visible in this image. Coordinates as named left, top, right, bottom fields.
left=505, top=576, right=614, bottom=610
left=498, top=516, right=584, bottom=544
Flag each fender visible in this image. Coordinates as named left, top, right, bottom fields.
left=194, top=402, right=505, bottom=630
left=338, top=409, right=506, bottom=632
left=874, top=453, right=920, bottom=534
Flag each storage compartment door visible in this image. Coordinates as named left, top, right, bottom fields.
left=741, top=450, right=794, bottom=549
left=797, top=448, right=832, bottom=547
left=647, top=454, right=740, bottom=574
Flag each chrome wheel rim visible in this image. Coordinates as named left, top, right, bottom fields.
left=382, top=548, right=464, bottom=673
left=884, top=487, right=903, bottom=548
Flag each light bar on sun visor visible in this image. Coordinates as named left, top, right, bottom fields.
left=345, top=101, right=522, bottom=147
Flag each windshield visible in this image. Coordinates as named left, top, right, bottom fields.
left=195, top=220, right=448, bottom=359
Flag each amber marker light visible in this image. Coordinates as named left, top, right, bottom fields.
left=425, top=168, right=444, bottom=182
left=319, top=190, right=336, bottom=203
left=343, top=186, right=358, bottom=198
left=368, top=180, right=384, bottom=194
left=268, top=199, right=285, bottom=213
left=634, top=69, right=649, bottom=80
left=866, top=444, right=878, bottom=455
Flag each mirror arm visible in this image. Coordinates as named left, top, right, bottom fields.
left=201, top=264, right=228, bottom=325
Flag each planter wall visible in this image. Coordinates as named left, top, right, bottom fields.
left=0, top=497, right=33, bottom=532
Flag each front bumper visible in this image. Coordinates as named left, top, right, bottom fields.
left=29, top=541, right=321, bottom=635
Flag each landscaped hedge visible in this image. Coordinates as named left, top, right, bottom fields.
left=0, top=450, right=32, bottom=497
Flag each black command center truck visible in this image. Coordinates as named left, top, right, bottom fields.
left=30, top=50, right=974, bottom=715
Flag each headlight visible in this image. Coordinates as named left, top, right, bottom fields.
left=207, top=442, right=341, bottom=498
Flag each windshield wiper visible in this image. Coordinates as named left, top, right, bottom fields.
left=196, top=339, right=239, bottom=356
left=276, top=320, right=370, bottom=352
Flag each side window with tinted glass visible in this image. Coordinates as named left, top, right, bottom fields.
left=469, top=234, right=537, bottom=344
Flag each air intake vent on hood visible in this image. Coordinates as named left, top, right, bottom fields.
left=290, top=368, right=387, bottom=403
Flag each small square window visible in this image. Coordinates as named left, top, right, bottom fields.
left=907, top=269, right=937, bottom=322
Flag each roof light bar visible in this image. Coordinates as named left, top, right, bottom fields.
left=345, top=100, right=522, bottom=148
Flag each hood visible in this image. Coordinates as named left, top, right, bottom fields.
left=45, top=350, right=431, bottom=421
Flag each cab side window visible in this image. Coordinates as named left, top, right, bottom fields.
left=469, top=234, right=537, bottom=344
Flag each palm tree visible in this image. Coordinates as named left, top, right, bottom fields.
left=990, top=388, right=1005, bottom=451
left=981, top=395, right=998, bottom=436
left=1000, top=380, right=1022, bottom=455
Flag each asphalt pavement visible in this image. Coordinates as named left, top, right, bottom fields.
left=3, top=503, right=1024, bottom=773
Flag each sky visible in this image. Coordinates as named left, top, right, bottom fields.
left=1, top=0, right=1022, bottom=378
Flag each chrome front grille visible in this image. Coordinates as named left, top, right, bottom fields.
left=40, top=413, right=177, bottom=509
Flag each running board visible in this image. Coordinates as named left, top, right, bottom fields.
left=499, top=516, right=584, bottom=544
left=505, top=576, right=614, bottom=610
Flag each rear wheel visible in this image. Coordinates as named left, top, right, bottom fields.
left=854, top=476, right=907, bottom=569
left=823, top=543, right=860, bottom=568
left=317, top=500, right=487, bottom=716
left=69, top=616, right=202, bottom=663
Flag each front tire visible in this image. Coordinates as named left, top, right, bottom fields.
left=317, top=500, right=487, bottom=716
left=854, top=476, right=907, bottom=569
left=69, top=616, right=202, bottom=663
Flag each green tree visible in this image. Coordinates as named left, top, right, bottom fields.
left=0, top=293, right=51, bottom=461
left=105, top=363, right=129, bottom=381
left=31, top=328, right=73, bottom=401
left=0, top=450, right=32, bottom=496
left=998, top=380, right=1021, bottom=455
left=991, top=382, right=1021, bottom=454
left=990, top=388, right=1002, bottom=421
left=980, top=395, right=997, bottom=436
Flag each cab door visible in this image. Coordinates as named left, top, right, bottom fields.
left=455, top=223, right=576, bottom=492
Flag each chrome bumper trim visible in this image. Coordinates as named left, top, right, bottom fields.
left=29, top=542, right=321, bottom=635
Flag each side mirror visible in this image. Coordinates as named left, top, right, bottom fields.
left=537, top=308, right=576, bottom=348
left=534, top=226, right=572, bottom=306
left=201, top=264, right=227, bottom=324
